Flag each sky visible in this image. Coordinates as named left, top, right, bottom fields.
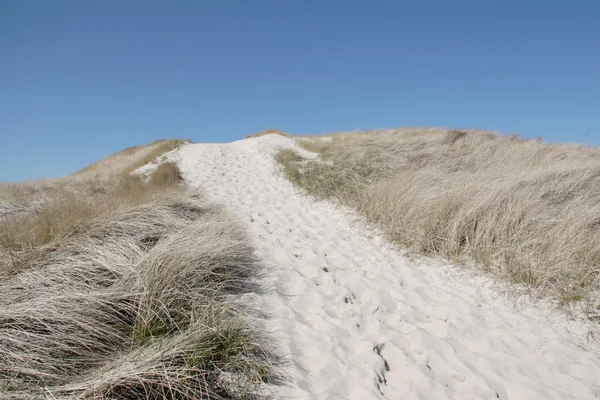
left=1, top=1, right=599, bottom=182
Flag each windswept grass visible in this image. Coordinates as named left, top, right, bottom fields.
left=277, top=128, right=600, bottom=313
left=0, top=139, right=191, bottom=221
left=0, top=151, right=275, bottom=398
left=246, top=128, right=289, bottom=139
left=74, top=138, right=191, bottom=179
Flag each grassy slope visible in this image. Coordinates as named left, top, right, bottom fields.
left=276, top=128, right=600, bottom=314
left=0, top=141, right=275, bottom=399
left=74, top=138, right=192, bottom=179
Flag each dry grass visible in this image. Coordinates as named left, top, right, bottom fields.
left=0, top=153, right=276, bottom=398
left=276, top=128, right=600, bottom=313
left=148, top=161, right=183, bottom=187
left=74, top=139, right=191, bottom=179
left=0, top=174, right=182, bottom=277
left=245, top=128, right=289, bottom=139
left=0, top=139, right=191, bottom=221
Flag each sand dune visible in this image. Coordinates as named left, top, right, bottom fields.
left=145, top=134, right=600, bottom=400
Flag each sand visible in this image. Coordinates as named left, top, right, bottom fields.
left=143, top=134, right=600, bottom=399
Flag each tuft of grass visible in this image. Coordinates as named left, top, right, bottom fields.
left=0, top=155, right=275, bottom=398
left=148, top=161, right=184, bottom=188
left=246, top=128, right=289, bottom=139
left=276, top=128, right=600, bottom=312
left=274, top=149, right=306, bottom=184
left=445, top=129, right=469, bottom=144
left=274, top=148, right=305, bottom=164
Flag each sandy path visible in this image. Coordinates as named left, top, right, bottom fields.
left=168, top=135, right=599, bottom=400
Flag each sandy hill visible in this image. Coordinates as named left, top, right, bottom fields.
left=158, top=131, right=600, bottom=400
left=2, top=130, right=600, bottom=399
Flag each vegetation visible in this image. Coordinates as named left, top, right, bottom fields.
left=74, top=138, right=191, bottom=178
left=276, top=128, right=600, bottom=313
left=0, top=140, right=275, bottom=399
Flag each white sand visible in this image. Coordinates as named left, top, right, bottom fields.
left=163, top=134, right=600, bottom=399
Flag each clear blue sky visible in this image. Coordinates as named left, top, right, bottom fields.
left=1, top=1, right=599, bottom=182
